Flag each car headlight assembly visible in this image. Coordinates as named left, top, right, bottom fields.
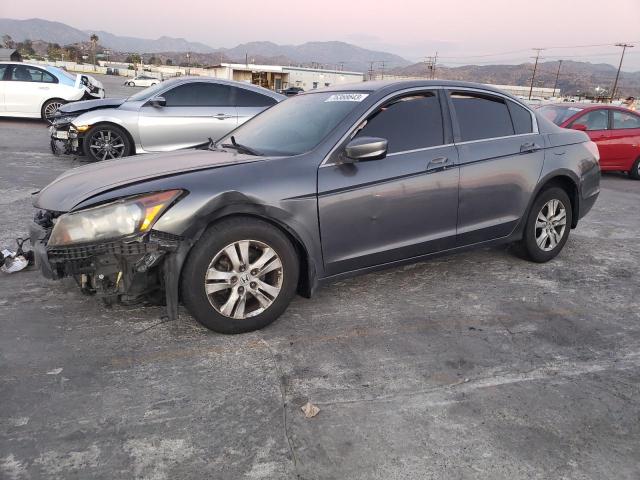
left=48, top=190, right=183, bottom=247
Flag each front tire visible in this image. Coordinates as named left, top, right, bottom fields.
left=517, top=187, right=573, bottom=263
left=181, top=217, right=299, bottom=334
left=41, top=98, right=66, bottom=122
left=82, top=125, right=132, bottom=161
left=128, top=81, right=135, bottom=86
left=630, top=158, right=640, bottom=180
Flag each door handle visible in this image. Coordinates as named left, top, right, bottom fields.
left=213, top=113, right=233, bottom=120
left=427, top=156, right=449, bottom=170
left=520, top=142, right=538, bottom=153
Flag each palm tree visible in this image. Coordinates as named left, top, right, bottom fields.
left=90, top=34, right=99, bottom=65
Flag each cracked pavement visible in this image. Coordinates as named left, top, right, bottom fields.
left=1, top=74, right=640, bottom=479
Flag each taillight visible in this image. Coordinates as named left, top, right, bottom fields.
left=585, top=141, right=600, bottom=163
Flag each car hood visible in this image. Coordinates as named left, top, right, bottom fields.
left=34, top=149, right=263, bottom=212
left=57, top=97, right=126, bottom=115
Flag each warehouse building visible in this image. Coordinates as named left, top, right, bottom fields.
left=202, top=63, right=364, bottom=91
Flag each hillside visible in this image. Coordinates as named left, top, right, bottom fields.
left=394, top=60, right=640, bottom=96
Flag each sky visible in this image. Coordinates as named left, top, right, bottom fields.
left=2, top=0, right=640, bottom=70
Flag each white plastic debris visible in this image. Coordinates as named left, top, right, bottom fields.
left=1, top=255, right=29, bottom=273
left=301, top=402, right=320, bottom=418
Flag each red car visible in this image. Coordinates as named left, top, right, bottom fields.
left=539, top=104, right=640, bottom=179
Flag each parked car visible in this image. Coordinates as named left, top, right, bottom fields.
left=280, top=86, right=304, bottom=96
left=31, top=80, right=600, bottom=334
left=539, top=103, right=640, bottom=179
left=124, top=75, right=161, bottom=87
left=50, top=77, right=285, bottom=161
left=0, top=62, right=105, bottom=121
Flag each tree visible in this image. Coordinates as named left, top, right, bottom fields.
left=47, top=43, right=63, bottom=60
left=126, top=54, right=142, bottom=65
left=65, top=46, right=81, bottom=63
left=90, top=33, right=99, bottom=64
left=16, top=39, right=35, bottom=57
left=2, top=34, right=15, bottom=49
left=165, top=58, right=173, bottom=66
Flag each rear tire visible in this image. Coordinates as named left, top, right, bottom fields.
left=516, top=187, right=573, bottom=263
left=82, top=124, right=132, bottom=161
left=41, top=98, right=66, bottom=122
left=630, top=158, right=640, bottom=180
left=181, top=217, right=299, bottom=334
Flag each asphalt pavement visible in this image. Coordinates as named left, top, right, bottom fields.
left=1, top=74, right=639, bottom=479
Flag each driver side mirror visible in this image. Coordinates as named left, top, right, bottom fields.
left=344, top=136, right=388, bottom=161
left=571, top=123, right=588, bottom=131
left=149, top=96, right=166, bottom=108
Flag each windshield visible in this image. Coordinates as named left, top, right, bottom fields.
left=538, top=105, right=584, bottom=125
left=218, top=91, right=369, bottom=156
left=128, top=82, right=167, bottom=102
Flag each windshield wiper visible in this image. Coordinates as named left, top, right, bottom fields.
left=220, top=136, right=262, bottom=156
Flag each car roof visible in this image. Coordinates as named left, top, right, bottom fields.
left=306, top=79, right=530, bottom=105
left=543, top=103, right=638, bottom=113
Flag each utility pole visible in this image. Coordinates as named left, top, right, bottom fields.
left=552, top=59, right=562, bottom=97
left=432, top=52, right=438, bottom=79
left=380, top=60, right=385, bottom=80
left=528, top=48, right=545, bottom=100
left=368, top=61, right=374, bottom=81
left=611, top=43, right=634, bottom=101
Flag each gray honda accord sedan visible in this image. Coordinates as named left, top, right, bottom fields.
left=30, top=80, right=600, bottom=333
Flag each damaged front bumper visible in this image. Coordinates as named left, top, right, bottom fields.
left=30, top=220, right=185, bottom=313
left=49, top=120, right=80, bottom=156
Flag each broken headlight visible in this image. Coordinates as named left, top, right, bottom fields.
left=48, top=190, right=183, bottom=247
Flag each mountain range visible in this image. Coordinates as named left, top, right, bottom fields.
left=0, top=18, right=410, bottom=71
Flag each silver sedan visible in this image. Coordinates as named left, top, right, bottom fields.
left=50, top=77, right=285, bottom=161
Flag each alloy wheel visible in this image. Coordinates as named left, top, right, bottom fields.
left=44, top=101, right=63, bottom=121
left=535, top=199, right=567, bottom=251
left=204, top=240, right=283, bottom=319
left=89, top=130, right=127, bottom=160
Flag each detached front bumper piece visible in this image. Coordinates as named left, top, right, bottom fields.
left=30, top=220, right=183, bottom=307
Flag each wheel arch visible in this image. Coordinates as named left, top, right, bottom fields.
left=206, top=212, right=314, bottom=298
left=534, top=172, right=580, bottom=228
left=40, top=97, right=66, bottom=120
left=177, top=203, right=318, bottom=300
left=82, top=121, right=136, bottom=155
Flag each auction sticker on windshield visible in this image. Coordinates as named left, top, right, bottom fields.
left=325, top=93, right=369, bottom=102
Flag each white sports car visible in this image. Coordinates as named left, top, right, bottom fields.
left=124, top=75, right=161, bottom=87
left=0, top=62, right=105, bottom=121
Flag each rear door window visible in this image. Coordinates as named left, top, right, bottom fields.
left=163, top=82, right=232, bottom=107
left=0, top=64, right=8, bottom=80
left=450, top=92, right=514, bottom=141
left=354, top=92, right=444, bottom=153
left=569, top=109, right=609, bottom=130
left=233, top=87, right=277, bottom=107
left=612, top=110, right=640, bottom=130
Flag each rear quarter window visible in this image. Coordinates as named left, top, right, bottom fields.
left=507, top=100, right=533, bottom=134
left=234, top=87, right=277, bottom=107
